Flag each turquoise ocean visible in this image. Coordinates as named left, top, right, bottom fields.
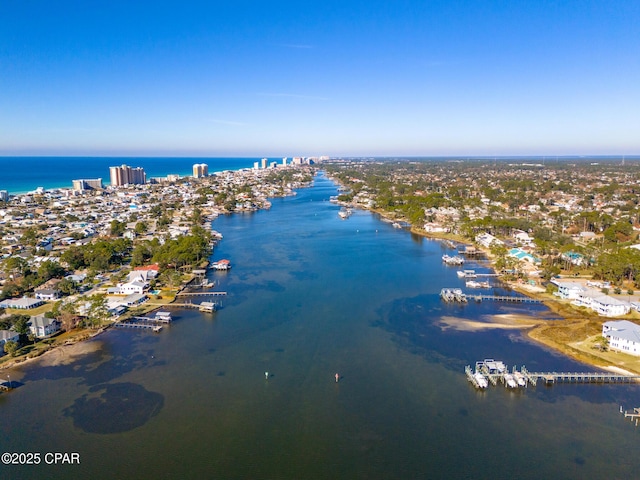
left=0, top=157, right=262, bottom=194
left=0, top=169, right=639, bottom=479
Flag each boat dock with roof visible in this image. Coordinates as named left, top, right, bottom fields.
left=466, top=359, right=640, bottom=390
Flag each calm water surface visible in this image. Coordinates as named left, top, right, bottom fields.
left=1, top=173, right=638, bottom=479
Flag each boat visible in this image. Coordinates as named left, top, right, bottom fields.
left=338, top=208, right=352, bottom=219
left=442, top=254, right=465, bottom=265
left=465, top=280, right=490, bottom=289
left=457, top=269, right=476, bottom=278
left=473, top=372, right=489, bottom=389
left=440, top=288, right=467, bottom=303
left=503, top=373, right=518, bottom=388
left=210, top=259, right=231, bottom=270
left=392, top=222, right=402, bottom=228
left=513, top=371, right=527, bottom=387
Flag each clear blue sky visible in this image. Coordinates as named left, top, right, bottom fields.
left=1, top=0, right=639, bottom=157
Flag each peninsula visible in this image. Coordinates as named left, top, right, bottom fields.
left=0, top=161, right=315, bottom=368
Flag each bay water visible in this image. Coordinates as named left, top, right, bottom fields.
left=1, top=172, right=638, bottom=479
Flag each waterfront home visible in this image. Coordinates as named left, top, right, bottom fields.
left=120, top=293, right=148, bottom=307
left=476, top=232, right=503, bottom=248
left=572, top=288, right=631, bottom=317
left=603, top=320, right=640, bottom=356
left=118, top=279, right=148, bottom=295
left=28, top=314, right=62, bottom=338
left=591, top=295, right=631, bottom=317
left=551, top=280, right=586, bottom=300
left=424, top=222, right=449, bottom=233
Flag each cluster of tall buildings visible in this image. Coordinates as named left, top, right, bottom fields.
left=193, top=163, right=209, bottom=178
left=109, top=164, right=146, bottom=187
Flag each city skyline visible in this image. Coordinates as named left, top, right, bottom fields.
left=1, top=1, right=639, bottom=157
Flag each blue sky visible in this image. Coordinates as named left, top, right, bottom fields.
left=1, top=0, right=639, bottom=157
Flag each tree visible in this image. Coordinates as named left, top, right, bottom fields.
left=86, top=294, right=110, bottom=328
left=3, top=340, right=18, bottom=357
left=13, top=315, right=30, bottom=337
left=37, top=260, right=66, bottom=282
left=134, top=221, right=148, bottom=235
left=3, top=256, right=28, bottom=277
left=20, top=227, right=38, bottom=246
left=110, top=219, right=126, bottom=237
left=57, top=278, right=78, bottom=295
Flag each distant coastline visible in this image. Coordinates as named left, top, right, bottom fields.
left=0, top=156, right=267, bottom=195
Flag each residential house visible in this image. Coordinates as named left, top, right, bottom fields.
left=476, top=232, right=503, bottom=248
left=551, top=280, right=586, bottom=300
left=573, top=288, right=631, bottom=317
left=34, top=287, right=60, bottom=301
left=28, top=315, right=62, bottom=338
left=0, top=330, right=20, bottom=351
left=508, top=247, right=540, bottom=264
left=0, top=297, right=44, bottom=310
left=603, top=320, right=640, bottom=356
left=591, top=295, right=631, bottom=317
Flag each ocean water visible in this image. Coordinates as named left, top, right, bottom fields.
left=1, top=172, right=638, bottom=479
left=0, top=157, right=264, bottom=194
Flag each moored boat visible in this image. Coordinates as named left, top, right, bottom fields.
left=473, top=372, right=489, bottom=388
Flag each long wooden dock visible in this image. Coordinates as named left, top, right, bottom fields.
left=176, top=291, right=227, bottom=297
left=467, top=361, right=640, bottom=389
left=525, top=371, right=640, bottom=385
left=467, top=294, right=542, bottom=304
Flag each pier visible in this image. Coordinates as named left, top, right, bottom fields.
left=176, top=291, right=227, bottom=297
left=621, top=406, right=640, bottom=426
left=114, top=322, right=162, bottom=332
left=466, top=294, right=542, bottom=304
left=466, top=359, right=640, bottom=390
left=113, top=313, right=174, bottom=333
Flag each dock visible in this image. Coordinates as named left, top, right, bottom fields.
left=0, top=381, right=14, bottom=392
left=176, top=291, right=227, bottom=297
left=466, top=294, right=542, bottom=304
left=466, top=360, right=640, bottom=389
left=114, top=322, right=162, bottom=332
left=621, top=406, right=640, bottom=426
left=440, top=288, right=467, bottom=302
left=113, top=313, right=173, bottom=333
left=199, top=301, right=217, bottom=313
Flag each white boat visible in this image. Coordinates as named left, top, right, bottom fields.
left=465, top=280, right=490, bottom=289
left=513, top=371, right=527, bottom=387
left=442, top=254, right=465, bottom=265
left=503, top=373, right=518, bottom=388
left=338, top=208, right=352, bottom=219
left=457, top=269, right=476, bottom=278
left=473, top=372, right=489, bottom=389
